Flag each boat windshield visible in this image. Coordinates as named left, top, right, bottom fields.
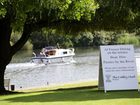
left=44, top=46, right=57, bottom=50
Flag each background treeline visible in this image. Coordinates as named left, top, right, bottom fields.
left=11, top=29, right=140, bottom=50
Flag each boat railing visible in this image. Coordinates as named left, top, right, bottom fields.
left=33, top=52, right=37, bottom=57
left=69, top=48, right=74, bottom=52
left=33, top=52, right=47, bottom=57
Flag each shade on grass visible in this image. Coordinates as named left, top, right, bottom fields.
left=0, top=81, right=140, bottom=105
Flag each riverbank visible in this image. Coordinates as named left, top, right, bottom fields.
left=1, top=80, right=140, bottom=105
left=17, top=80, right=98, bottom=92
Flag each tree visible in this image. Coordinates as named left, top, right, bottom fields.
left=0, top=0, right=99, bottom=94
left=94, top=0, right=140, bottom=30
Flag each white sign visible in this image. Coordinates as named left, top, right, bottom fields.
left=99, top=45, right=139, bottom=92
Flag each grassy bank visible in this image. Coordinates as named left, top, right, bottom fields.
left=0, top=80, right=140, bottom=105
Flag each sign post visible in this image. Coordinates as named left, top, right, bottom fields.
left=98, top=45, right=139, bottom=92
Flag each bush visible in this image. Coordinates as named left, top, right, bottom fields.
left=72, top=31, right=93, bottom=47
left=93, top=31, right=118, bottom=46
left=117, top=33, right=140, bottom=46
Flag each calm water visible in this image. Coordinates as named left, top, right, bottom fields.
left=5, top=47, right=140, bottom=90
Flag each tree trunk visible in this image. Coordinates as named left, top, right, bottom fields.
left=0, top=16, right=12, bottom=94
left=0, top=65, right=7, bottom=93
left=0, top=66, right=6, bottom=91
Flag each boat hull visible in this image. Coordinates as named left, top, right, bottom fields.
left=31, top=55, right=74, bottom=65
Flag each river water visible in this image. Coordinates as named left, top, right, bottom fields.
left=5, top=47, right=140, bottom=90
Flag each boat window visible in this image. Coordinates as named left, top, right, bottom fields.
left=69, top=51, right=72, bottom=53
left=63, top=51, right=67, bottom=54
left=47, top=50, right=56, bottom=55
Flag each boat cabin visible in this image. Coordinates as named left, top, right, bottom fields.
left=40, top=46, right=74, bottom=57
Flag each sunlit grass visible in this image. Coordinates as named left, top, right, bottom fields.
left=0, top=80, right=140, bottom=105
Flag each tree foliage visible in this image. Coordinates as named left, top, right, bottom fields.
left=0, top=0, right=99, bottom=31
left=94, top=0, right=140, bottom=30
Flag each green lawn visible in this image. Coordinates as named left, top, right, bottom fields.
left=0, top=81, right=140, bottom=105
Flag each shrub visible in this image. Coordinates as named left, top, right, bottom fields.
left=117, top=34, right=140, bottom=46
left=72, top=31, right=93, bottom=47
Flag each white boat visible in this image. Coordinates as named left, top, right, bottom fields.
left=31, top=46, right=75, bottom=65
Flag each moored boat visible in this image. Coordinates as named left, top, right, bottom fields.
left=31, top=46, right=75, bottom=65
